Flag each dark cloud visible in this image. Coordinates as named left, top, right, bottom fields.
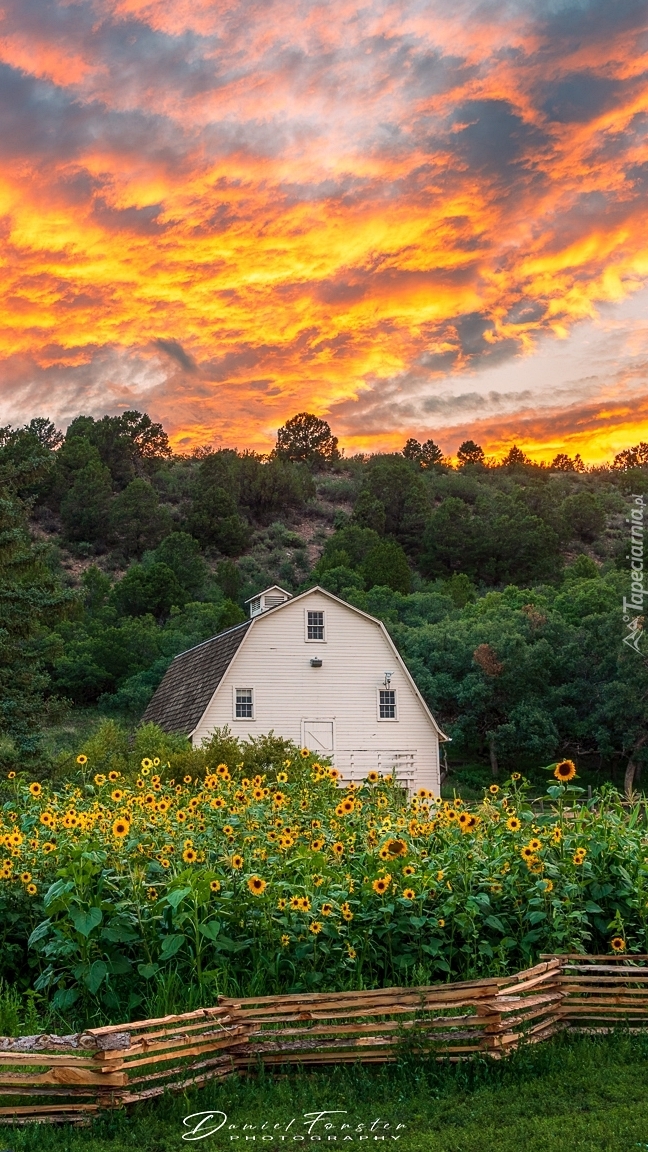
left=153, top=339, right=197, bottom=373
left=541, top=73, right=625, bottom=124
left=453, top=313, right=522, bottom=363
left=93, top=198, right=165, bottom=234
left=449, top=99, right=546, bottom=178
left=505, top=300, right=547, bottom=325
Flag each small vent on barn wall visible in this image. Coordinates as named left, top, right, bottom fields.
left=246, top=586, right=292, bottom=618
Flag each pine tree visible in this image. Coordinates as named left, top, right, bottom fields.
left=0, top=481, right=72, bottom=758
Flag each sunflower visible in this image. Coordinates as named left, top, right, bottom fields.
left=521, top=846, right=535, bottom=861
left=542, top=879, right=554, bottom=893
left=458, top=812, right=469, bottom=826
left=136, top=779, right=144, bottom=789
left=253, top=788, right=265, bottom=800
left=573, top=848, right=586, bottom=865
left=489, top=784, right=500, bottom=794
left=403, top=865, right=416, bottom=877
left=402, top=888, right=416, bottom=900
left=320, top=902, right=333, bottom=916
left=7, top=771, right=15, bottom=779
left=42, top=841, right=56, bottom=854
left=176, top=810, right=187, bottom=823
left=108, top=771, right=119, bottom=782
left=40, top=812, right=54, bottom=827
left=277, top=772, right=288, bottom=783
left=211, top=797, right=227, bottom=810
left=20, top=871, right=31, bottom=883
left=210, top=879, right=221, bottom=893
left=26, top=883, right=37, bottom=896
left=28, top=782, right=42, bottom=797
left=76, top=755, right=87, bottom=765
left=331, top=841, right=345, bottom=856
left=216, top=764, right=230, bottom=778
left=511, top=772, right=521, bottom=781
left=506, top=817, right=522, bottom=832
left=554, top=759, right=577, bottom=782
left=385, top=838, right=407, bottom=857
left=437, top=918, right=445, bottom=928
left=160, top=858, right=170, bottom=869
left=447, top=809, right=458, bottom=822
left=183, top=775, right=193, bottom=784
left=528, top=838, right=542, bottom=852
left=611, top=937, right=626, bottom=953
left=277, top=897, right=287, bottom=910
left=141, top=758, right=153, bottom=770
left=93, top=774, right=106, bottom=786
left=223, top=824, right=234, bottom=836
left=112, top=818, right=130, bottom=838
left=328, top=768, right=341, bottom=780
left=281, top=934, right=290, bottom=947
left=183, top=847, right=198, bottom=863
left=461, top=815, right=478, bottom=833
left=299, top=896, right=311, bottom=912
left=110, top=789, right=124, bottom=803
left=309, top=921, right=323, bottom=934
left=231, top=854, right=244, bottom=869
left=247, top=875, right=267, bottom=896
left=312, top=874, right=324, bottom=887
left=372, top=877, right=389, bottom=895
left=342, top=799, right=355, bottom=813
left=366, top=771, right=380, bottom=784
left=552, top=827, right=562, bottom=843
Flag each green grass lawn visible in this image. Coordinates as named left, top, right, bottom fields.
left=4, top=1032, right=648, bottom=1152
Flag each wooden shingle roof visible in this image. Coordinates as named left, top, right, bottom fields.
left=142, top=619, right=253, bottom=735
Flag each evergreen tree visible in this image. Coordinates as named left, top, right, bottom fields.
left=60, top=457, right=113, bottom=543
left=274, top=413, right=340, bottom=467
left=108, top=478, right=172, bottom=557
left=457, top=440, right=485, bottom=466
left=0, top=483, right=71, bottom=757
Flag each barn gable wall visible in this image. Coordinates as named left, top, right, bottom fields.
left=192, top=590, right=440, bottom=794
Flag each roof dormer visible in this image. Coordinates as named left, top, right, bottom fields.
left=245, top=585, right=292, bottom=618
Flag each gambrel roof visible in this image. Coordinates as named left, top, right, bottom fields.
left=142, top=619, right=252, bottom=734
left=142, top=586, right=447, bottom=739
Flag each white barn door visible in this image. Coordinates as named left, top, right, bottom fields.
left=301, top=719, right=335, bottom=760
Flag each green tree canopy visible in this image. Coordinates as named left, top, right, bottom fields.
left=273, top=413, right=340, bottom=467
left=108, top=478, right=172, bottom=558
left=420, top=493, right=562, bottom=585
left=456, top=440, right=485, bottom=467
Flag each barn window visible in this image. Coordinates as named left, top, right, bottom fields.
left=378, top=689, right=397, bottom=720
left=234, top=689, right=254, bottom=719
left=306, top=610, right=325, bottom=641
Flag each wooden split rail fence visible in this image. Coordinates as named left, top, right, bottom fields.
left=0, top=954, right=646, bottom=1124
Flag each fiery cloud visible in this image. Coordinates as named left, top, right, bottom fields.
left=0, top=0, right=646, bottom=459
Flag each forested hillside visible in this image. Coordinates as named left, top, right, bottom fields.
left=0, top=411, right=646, bottom=790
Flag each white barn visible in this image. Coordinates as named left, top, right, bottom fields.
left=143, top=585, right=447, bottom=794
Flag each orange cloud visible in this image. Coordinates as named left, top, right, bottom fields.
left=0, top=0, right=646, bottom=460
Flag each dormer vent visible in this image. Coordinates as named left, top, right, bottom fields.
left=245, top=586, right=292, bottom=618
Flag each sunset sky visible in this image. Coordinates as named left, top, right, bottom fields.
left=0, top=0, right=646, bottom=461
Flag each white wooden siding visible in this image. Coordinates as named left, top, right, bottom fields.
left=192, top=590, right=440, bottom=795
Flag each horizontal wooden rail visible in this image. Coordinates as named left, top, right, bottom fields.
left=1, top=955, right=647, bottom=1124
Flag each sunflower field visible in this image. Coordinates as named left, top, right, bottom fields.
left=0, top=726, right=646, bottom=1030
